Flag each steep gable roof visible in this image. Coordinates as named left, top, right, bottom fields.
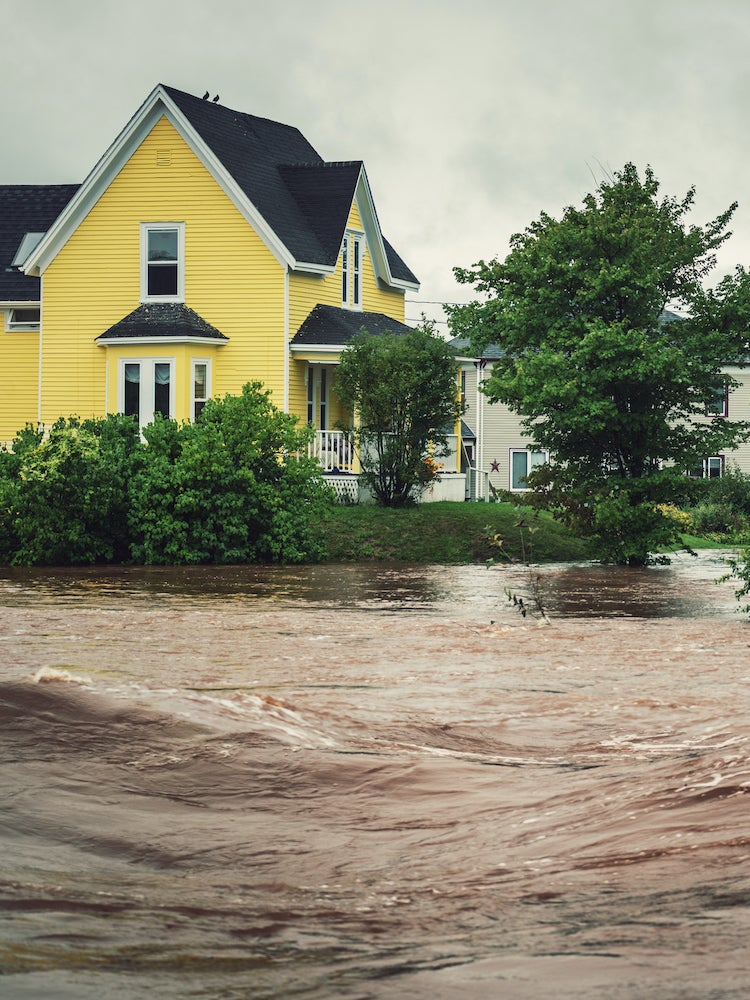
left=24, top=85, right=419, bottom=290
left=0, top=185, right=78, bottom=301
left=278, top=161, right=362, bottom=266
left=162, top=85, right=329, bottom=266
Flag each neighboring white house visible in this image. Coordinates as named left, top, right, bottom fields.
left=451, top=336, right=750, bottom=501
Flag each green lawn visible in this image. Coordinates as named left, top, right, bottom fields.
left=313, top=501, right=594, bottom=564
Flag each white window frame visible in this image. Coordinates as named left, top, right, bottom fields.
left=341, top=231, right=364, bottom=310
left=689, top=455, right=724, bottom=479
left=118, top=357, right=176, bottom=428
left=509, top=448, right=548, bottom=491
left=191, top=358, right=212, bottom=422
left=140, top=222, right=185, bottom=303
left=5, top=306, right=40, bottom=331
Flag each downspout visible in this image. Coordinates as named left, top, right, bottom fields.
left=37, top=273, right=44, bottom=427
left=476, top=360, right=484, bottom=499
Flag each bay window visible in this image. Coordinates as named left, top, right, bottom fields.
left=120, top=358, right=175, bottom=427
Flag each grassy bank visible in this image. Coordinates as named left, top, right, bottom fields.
left=314, top=501, right=594, bottom=564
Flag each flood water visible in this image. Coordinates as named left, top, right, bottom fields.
left=2, top=551, right=750, bottom=999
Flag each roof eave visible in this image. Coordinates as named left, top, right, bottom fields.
left=0, top=298, right=41, bottom=309
left=291, top=260, right=336, bottom=276
left=96, top=335, right=228, bottom=346
left=289, top=343, right=343, bottom=355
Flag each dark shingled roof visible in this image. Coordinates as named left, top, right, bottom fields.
left=278, top=161, right=362, bottom=264
left=291, top=303, right=414, bottom=347
left=163, top=86, right=417, bottom=284
left=96, top=303, right=228, bottom=341
left=381, top=235, right=418, bottom=286
left=0, top=185, right=79, bottom=301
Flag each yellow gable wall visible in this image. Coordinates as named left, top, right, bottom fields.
left=287, top=198, right=407, bottom=425
left=0, top=322, right=40, bottom=441
left=40, top=116, right=285, bottom=426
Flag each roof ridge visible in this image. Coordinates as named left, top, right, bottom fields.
left=160, top=84, right=309, bottom=138
left=279, top=160, right=363, bottom=170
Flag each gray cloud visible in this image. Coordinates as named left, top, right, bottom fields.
left=4, top=0, right=750, bottom=329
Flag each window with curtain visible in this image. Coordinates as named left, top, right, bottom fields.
left=119, top=359, right=174, bottom=427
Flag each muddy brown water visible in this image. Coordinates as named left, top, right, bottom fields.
left=2, top=552, right=750, bottom=998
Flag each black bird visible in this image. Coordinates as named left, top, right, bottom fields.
left=202, top=91, right=209, bottom=100
left=212, top=94, right=220, bottom=103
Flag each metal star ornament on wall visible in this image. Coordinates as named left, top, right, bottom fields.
left=490, top=459, right=500, bottom=472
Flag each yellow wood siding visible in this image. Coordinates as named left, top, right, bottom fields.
left=40, top=117, right=285, bottom=426
left=0, top=323, right=39, bottom=441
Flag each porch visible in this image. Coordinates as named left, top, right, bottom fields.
left=307, top=430, right=465, bottom=503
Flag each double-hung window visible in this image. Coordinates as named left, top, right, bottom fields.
left=120, top=358, right=175, bottom=428
left=141, top=223, right=184, bottom=301
left=191, top=359, right=211, bottom=422
left=341, top=232, right=363, bottom=309
left=510, top=448, right=548, bottom=491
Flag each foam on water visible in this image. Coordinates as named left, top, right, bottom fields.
left=2, top=557, right=750, bottom=998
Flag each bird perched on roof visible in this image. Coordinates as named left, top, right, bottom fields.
left=202, top=91, right=209, bottom=100
left=212, top=94, right=220, bottom=103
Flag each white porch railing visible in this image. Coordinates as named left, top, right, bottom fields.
left=308, top=430, right=355, bottom=473
left=308, top=430, right=459, bottom=476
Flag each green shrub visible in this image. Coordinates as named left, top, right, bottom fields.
left=128, top=383, right=333, bottom=565
left=686, top=501, right=749, bottom=539
left=0, top=414, right=142, bottom=565
left=0, top=384, right=334, bottom=566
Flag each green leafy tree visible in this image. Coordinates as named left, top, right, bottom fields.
left=448, top=163, right=750, bottom=564
left=128, top=382, right=333, bottom=564
left=335, top=322, right=463, bottom=507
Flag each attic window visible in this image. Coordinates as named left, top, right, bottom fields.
left=7, top=307, right=40, bottom=331
left=141, top=223, right=184, bottom=302
left=341, top=232, right=363, bottom=309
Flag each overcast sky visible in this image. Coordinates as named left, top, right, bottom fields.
left=5, top=0, right=750, bottom=330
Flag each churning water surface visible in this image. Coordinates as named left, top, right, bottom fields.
left=2, top=552, right=750, bottom=999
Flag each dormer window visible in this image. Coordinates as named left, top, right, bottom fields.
left=341, top=232, right=363, bottom=309
left=6, top=307, right=40, bottom=331
left=141, top=223, right=184, bottom=301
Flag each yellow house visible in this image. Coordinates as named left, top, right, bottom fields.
left=1, top=84, right=463, bottom=498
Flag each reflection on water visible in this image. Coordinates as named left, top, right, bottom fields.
left=0, top=549, right=739, bottom=618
